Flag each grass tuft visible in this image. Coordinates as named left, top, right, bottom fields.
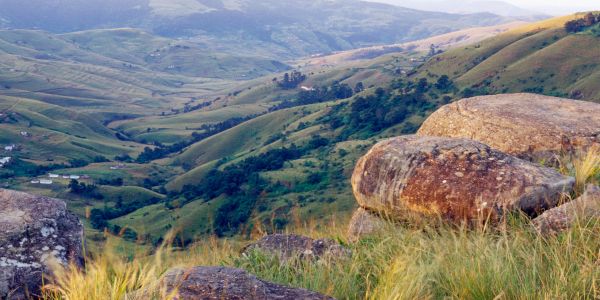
left=43, top=148, right=600, bottom=300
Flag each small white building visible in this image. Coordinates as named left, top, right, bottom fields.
left=31, top=180, right=40, bottom=184
left=0, top=156, right=11, bottom=167
left=48, top=173, right=59, bottom=178
left=69, top=175, right=80, bottom=180
left=20, top=131, right=29, bottom=137
left=40, top=179, right=53, bottom=185
left=110, top=163, right=126, bottom=170
left=62, top=175, right=70, bottom=179
left=4, top=145, right=15, bottom=151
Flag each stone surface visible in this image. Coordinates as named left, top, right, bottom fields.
left=351, top=135, right=575, bottom=223
left=533, top=185, right=600, bottom=234
left=0, top=189, right=84, bottom=299
left=157, top=266, right=335, bottom=300
left=417, top=93, right=600, bottom=162
left=347, top=208, right=386, bottom=242
left=242, top=234, right=350, bottom=260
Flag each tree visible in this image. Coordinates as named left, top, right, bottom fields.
left=565, top=19, right=584, bottom=33
left=354, top=82, right=365, bottom=93
left=429, top=44, right=437, bottom=56
left=435, top=75, right=452, bottom=91
left=278, top=71, right=307, bottom=89
left=416, top=78, right=429, bottom=94
left=583, top=12, right=596, bottom=27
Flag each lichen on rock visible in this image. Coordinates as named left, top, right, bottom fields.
left=0, top=189, right=84, bottom=299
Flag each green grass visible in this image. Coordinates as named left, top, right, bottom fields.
left=0, top=29, right=236, bottom=118
left=416, top=13, right=600, bottom=101
left=111, top=197, right=225, bottom=242
left=44, top=216, right=600, bottom=300
left=60, top=28, right=291, bottom=80
left=0, top=96, right=146, bottom=163
left=113, top=104, right=268, bottom=143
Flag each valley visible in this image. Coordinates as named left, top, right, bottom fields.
left=0, top=0, right=599, bottom=298
left=2, top=10, right=600, bottom=247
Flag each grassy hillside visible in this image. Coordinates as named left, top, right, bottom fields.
left=415, top=13, right=600, bottom=101
left=102, top=65, right=450, bottom=241
left=113, top=45, right=427, bottom=144
left=295, top=21, right=527, bottom=68
left=61, top=28, right=291, bottom=80
left=100, top=14, right=600, bottom=242
left=0, top=95, right=145, bottom=164
left=0, top=0, right=522, bottom=59
left=0, top=43, right=228, bottom=119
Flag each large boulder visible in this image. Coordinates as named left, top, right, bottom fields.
left=417, top=94, right=600, bottom=162
left=155, top=266, right=334, bottom=300
left=533, top=185, right=600, bottom=234
left=242, top=234, right=350, bottom=260
left=347, top=208, right=386, bottom=242
left=351, top=136, right=574, bottom=223
left=0, top=189, right=83, bottom=299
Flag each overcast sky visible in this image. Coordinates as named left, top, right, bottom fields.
left=368, top=0, right=599, bottom=16
left=503, top=0, right=598, bottom=14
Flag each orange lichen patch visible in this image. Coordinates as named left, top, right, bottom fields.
left=352, top=136, right=574, bottom=224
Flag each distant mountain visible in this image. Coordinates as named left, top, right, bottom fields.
left=0, top=0, right=520, bottom=58
left=368, top=0, right=543, bottom=17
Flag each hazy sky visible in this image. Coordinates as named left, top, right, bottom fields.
left=504, top=0, right=598, bottom=14
left=369, top=0, right=599, bottom=15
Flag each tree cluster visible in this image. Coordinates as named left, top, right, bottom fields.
left=270, top=82, right=354, bottom=111
left=565, top=13, right=600, bottom=33
left=277, top=71, right=307, bottom=89
left=68, top=179, right=103, bottom=199
left=89, top=196, right=161, bottom=230
left=326, top=76, right=453, bottom=139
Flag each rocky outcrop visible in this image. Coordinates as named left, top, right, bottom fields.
left=156, top=266, right=334, bottom=300
left=533, top=185, right=600, bottom=234
left=351, top=136, right=574, bottom=223
left=242, top=234, right=350, bottom=260
left=0, top=189, right=84, bottom=299
left=347, top=208, right=386, bottom=242
left=417, top=94, right=600, bottom=162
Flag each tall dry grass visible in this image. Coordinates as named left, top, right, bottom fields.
left=43, top=220, right=600, bottom=300
left=43, top=150, right=600, bottom=300
left=559, top=146, right=600, bottom=195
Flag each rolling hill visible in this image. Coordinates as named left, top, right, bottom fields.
left=0, top=0, right=524, bottom=59
left=3, top=9, right=598, bottom=244
left=0, top=95, right=145, bottom=165
left=103, top=13, right=600, bottom=242
left=414, top=13, right=600, bottom=102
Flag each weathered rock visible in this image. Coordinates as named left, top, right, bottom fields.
left=533, top=185, right=600, bottom=234
left=157, top=266, right=335, bottom=300
left=347, top=208, right=386, bottom=242
left=242, top=234, right=350, bottom=260
left=351, top=136, right=574, bottom=223
left=0, top=189, right=84, bottom=299
left=417, top=93, right=600, bottom=162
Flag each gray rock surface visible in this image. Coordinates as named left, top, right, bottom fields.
left=0, top=189, right=83, bottom=299
left=533, top=185, right=600, bottom=234
left=417, top=93, right=600, bottom=162
left=242, top=234, right=350, bottom=260
left=351, top=135, right=574, bottom=223
left=158, top=266, right=335, bottom=300
left=347, top=208, right=386, bottom=242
